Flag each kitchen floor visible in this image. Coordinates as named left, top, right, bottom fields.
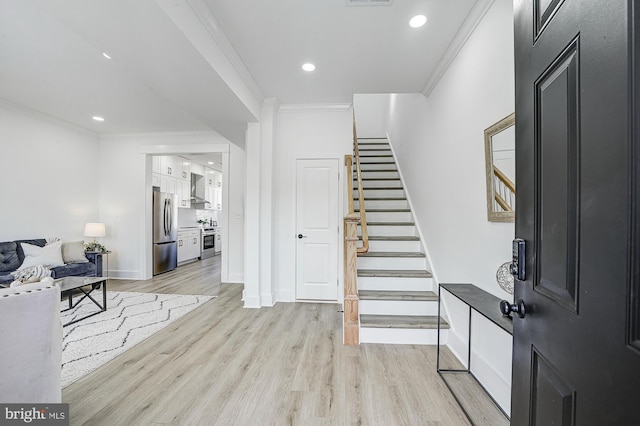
left=109, top=255, right=221, bottom=296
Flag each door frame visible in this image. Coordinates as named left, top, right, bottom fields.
left=293, top=157, right=344, bottom=303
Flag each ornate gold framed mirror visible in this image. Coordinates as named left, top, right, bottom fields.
left=484, top=113, right=515, bottom=222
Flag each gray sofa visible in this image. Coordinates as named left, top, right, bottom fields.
left=0, top=239, right=97, bottom=285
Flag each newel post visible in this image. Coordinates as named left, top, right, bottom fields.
left=344, top=212, right=360, bottom=345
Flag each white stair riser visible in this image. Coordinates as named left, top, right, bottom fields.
left=360, top=225, right=416, bottom=237
left=359, top=299, right=438, bottom=316
left=355, top=189, right=404, bottom=198
left=360, top=171, right=400, bottom=179
left=361, top=211, right=413, bottom=222
left=357, top=256, right=427, bottom=270
left=359, top=163, right=397, bottom=170
left=355, top=199, right=408, bottom=209
left=359, top=157, right=395, bottom=164
left=359, top=328, right=447, bottom=345
left=368, top=239, right=422, bottom=252
left=354, top=180, right=403, bottom=188
left=357, top=276, right=433, bottom=292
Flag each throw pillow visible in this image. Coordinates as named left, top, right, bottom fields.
left=61, top=241, right=89, bottom=264
left=17, top=241, right=64, bottom=271
left=0, top=242, right=20, bottom=273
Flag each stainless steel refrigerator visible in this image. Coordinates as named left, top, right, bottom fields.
left=153, top=191, right=178, bottom=275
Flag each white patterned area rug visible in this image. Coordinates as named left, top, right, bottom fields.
left=61, top=291, right=214, bottom=388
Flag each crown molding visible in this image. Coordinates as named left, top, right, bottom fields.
left=422, top=0, right=496, bottom=97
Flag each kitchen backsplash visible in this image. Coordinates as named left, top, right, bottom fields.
left=178, top=208, right=219, bottom=227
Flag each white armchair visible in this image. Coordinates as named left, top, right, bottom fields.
left=0, top=280, right=62, bottom=403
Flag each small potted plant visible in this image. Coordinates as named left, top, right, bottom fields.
left=84, top=241, right=108, bottom=253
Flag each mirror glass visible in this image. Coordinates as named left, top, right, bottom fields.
left=484, top=113, right=515, bottom=222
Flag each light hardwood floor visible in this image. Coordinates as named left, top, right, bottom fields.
left=63, top=258, right=496, bottom=425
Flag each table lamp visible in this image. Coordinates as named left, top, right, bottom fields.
left=84, top=222, right=106, bottom=244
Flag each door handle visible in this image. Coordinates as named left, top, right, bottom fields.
left=297, top=234, right=307, bottom=239
left=500, top=299, right=526, bottom=318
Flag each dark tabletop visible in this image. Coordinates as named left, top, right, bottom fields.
left=440, top=283, right=513, bottom=335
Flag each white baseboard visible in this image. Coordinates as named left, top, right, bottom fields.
left=276, top=290, right=293, bottom=302
left=105, top=270, right=141, bottom=280
left=243, top=295, right=260, bottom=308
left=227, top=273, right=244, bottom=283
left=446, top=329, right=469, bottom=369
left=260, top=292, right=275, bottom=307
left=470, top=350, right=512, bottom=416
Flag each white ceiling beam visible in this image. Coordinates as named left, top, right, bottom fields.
left=157, top=0, right=264, bottom=121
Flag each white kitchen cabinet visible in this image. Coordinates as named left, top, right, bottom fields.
left=160, top=175, right=176, bottom=195
left=214, top=231, right=221, bottom=254
left=178, top=230, right=200, bottom=264
left=203, top=168, right=222, bottom=210
left=176, top=157, right=191, bottom=181
left=159, top=156, right=177, bottom=177
left=177, top=231, right=188, bottom=263
left=187, top=231, right=200, bottom=260
left=152, top=172, right=161, bottom=189
left=152, top=156, right=161, bottom=174
left=176, top=180, right=190, bottom=209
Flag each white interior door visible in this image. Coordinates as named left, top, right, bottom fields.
left=296, top=158, right=339, bottom=301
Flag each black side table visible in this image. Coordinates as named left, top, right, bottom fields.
left=85, top=251, right=110, bottom=278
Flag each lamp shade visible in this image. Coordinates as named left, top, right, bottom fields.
left=84, top=222, right=106, bottom=238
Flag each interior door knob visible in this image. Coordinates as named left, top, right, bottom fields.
left=500, top=299, right=526, bottom=318
left=297, top=234, right=307, bottom=239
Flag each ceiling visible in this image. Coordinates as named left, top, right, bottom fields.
left=205, top=0, right=476, bottom=103
left=0, top=0, right=482, bottom=142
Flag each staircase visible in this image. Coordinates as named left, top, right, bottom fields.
left=353, top=138, right=448, bottom=344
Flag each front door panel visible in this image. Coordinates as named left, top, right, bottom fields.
left=513, top=0, right=640, bottom=424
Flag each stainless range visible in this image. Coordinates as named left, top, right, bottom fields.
left=200, top=227, right=215, bottom=259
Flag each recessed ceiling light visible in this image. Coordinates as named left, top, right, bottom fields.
left=102, top=52, right=111, bottom=60
left=409, top=15, right=427, bottom=28
left=208, top=161, right=214, bottom=165
left=92, top=116, right=104, bottom=122
left=302, top=63, right=316, bottom=72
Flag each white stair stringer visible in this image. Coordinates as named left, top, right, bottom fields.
left=354, top=137, right=447, bottom=345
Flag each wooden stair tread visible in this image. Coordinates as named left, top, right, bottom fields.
left=358, top=154, right=393, bottom=157
left=367, top=236, right=420, bottom=241
left=357, top=269, right=433, bottom=278
left=355, top=208, right=410, bottom=212
left=354, top=197, right=407, bottom=200
left=353, top=185, right=403, bottom=189
left=358, top=251, right=425, bottom=258
left=359, top=290, right=437, bottom=301
left=354, top=178, right=401, bottom=181
left=360, top=315, right=449, bottom=329
left=363, top=222, right=415, bottom=226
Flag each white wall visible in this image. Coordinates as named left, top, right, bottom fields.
left=354, top=94, right=389, bottom=138
left=354, top=0, right=515, bottom=415
left=393, top=0, right=515, bottom=296
left=98, top=132, right=244, bottom=282
left=273, top=105, right=352, bottom=302
left=0, top=101, right=100, bottom=242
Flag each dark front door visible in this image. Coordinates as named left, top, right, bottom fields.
left=513, top=0, right=640, bottom=424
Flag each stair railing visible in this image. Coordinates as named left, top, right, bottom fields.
left=352, top=114, right=369, bottom=253
left=343, top=110, right=369, bottom=345
left=493, top=165, right=515, bottom=212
